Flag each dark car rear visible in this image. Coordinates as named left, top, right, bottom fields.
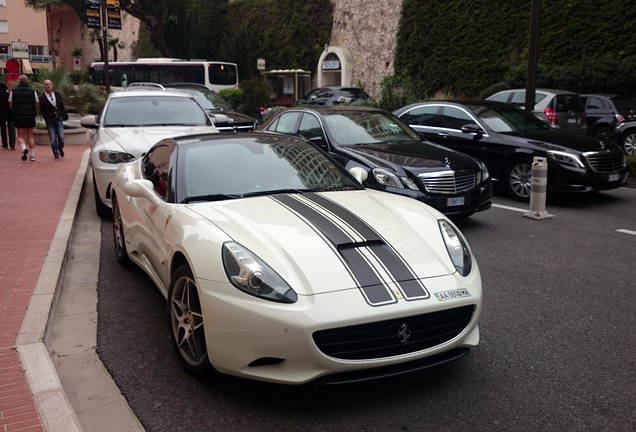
left=580, top=94, right=636, bottom=144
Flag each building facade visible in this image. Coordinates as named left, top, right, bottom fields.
left=0, top=0, right=51, bottom=74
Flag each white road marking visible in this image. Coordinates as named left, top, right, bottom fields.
left=492, top=203, right=527, bottom=213
left=616, top=229, right=636, bottom=236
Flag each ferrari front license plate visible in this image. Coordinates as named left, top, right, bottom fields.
left=447, top=197, right=465, bottom=206
left=435, top=289, right=471, bottom=301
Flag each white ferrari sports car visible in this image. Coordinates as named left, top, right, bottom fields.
left=111, top=132, right=482, bottom=385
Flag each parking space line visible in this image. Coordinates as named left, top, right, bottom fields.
left=492, top=203, right=527, bottom=213
left=616, top=229, right=636, bottom=236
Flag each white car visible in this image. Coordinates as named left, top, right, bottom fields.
left=81, top=89, right=218, bottom=217
left=111, top=132, right=482, bottom=385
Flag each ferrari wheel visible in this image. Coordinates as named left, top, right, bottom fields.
left=112, top=194, right=130, bottom=265
left=505, top=158, right=533, bottom=202
left=168, top=265, right=212, bottom=375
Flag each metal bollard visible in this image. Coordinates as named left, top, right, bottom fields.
left=523, top=156, right=553, bottom=220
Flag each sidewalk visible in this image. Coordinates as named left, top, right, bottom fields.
left=0, top=142, right=88, bottom=431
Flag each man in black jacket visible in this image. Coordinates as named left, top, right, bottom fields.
left=39, top=79, right=69, bottom=160
left=0, top=81, right=15, bottom=150
left=9, top=75, right=38, bottom=161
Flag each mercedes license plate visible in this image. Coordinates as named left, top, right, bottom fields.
left=447, top=197, right=465, bottom=206
left=608, top=173, right=619, bottom=182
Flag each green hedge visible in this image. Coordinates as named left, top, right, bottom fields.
left=395, top=0, right=636, bottom=98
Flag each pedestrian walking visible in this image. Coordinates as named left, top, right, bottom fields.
left=0, top=81, right=15, bottom=150
left=39, top=79, right=69, bottom=160
left=9, top=75, right=39, bottom=161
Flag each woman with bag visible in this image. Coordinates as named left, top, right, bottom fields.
left=39, top=79, right=69, bottom=160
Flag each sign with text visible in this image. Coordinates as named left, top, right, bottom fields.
left=85, top=0, right=101, bottom=29
left=107, top=0, right=122, bottom=30
left=11, top=41, right=29, bottom=59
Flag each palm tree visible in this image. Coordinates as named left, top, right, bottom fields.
left=89, top=28, right=105, bottom=62
left=108, top=38, right=126, bottom=62
left=23, top=0, right=64, bottom=66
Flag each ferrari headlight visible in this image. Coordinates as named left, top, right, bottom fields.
left=222, top=242, right=297, bottom=303
left=438, top=219, right=472, bottom=276
left=547, top=150, right=584, bottom=168
left=372, top=168, right=404, bottom=188
left=98, top=150, right=136, bottom=164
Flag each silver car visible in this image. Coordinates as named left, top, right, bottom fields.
left=486, top=88, right=587, bottom=135
left=81, top=89, right=218, bottom=217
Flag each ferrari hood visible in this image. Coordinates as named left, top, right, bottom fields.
left=103, top=126, right=216, bottom=157
left=187, top=190, right=460, bottom=299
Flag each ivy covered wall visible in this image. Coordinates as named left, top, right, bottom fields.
left=395, top=0, right=636, bottom=98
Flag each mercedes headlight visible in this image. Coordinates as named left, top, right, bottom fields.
left=222, top=242, right=297, bottom=303
left=98, top=150, right=136, bottom=164
left=438, top=219, right=472, bottom=276
left=547, top=150, right=584, bottom=168
left=372, top=168, right=404, bottom=188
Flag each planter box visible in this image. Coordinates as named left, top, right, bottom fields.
left=34, top=127, right=88, bottom=146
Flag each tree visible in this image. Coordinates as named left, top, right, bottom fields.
left=89, top=28, right=105, bottom=62
left=42, top=0, right=200, bottom=59
left=23, top=0, right=64, bottom=64
left=108, top=37, right=125, bottom=62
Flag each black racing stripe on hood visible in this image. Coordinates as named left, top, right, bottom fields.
left=304, top=193, right=429, bottom=301
left=273, top=193, right=429, bottom=304
left=272, top=194, right=396, bottom=306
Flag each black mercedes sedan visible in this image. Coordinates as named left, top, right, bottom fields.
left=259, top=106, right=492, bottom=217
left=394, top=100, right=629, bottom=201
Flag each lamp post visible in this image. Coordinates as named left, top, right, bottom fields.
left=525, top=0, right=541, bottom=113
left=101, top=0, right=110, bottom=92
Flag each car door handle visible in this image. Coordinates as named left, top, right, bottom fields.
left=438, top=132, right=450, bottom=138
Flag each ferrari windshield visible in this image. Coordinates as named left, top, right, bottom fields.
left=470, top=104, right=551, bottom=132
left=323, top=111, right=421, bottom=146
left=103, top=95, right=211, bottom=127
left=178, top=134, right=361, bottom=202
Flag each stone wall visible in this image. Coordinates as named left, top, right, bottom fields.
left=329, top=0, right=404, bottom=98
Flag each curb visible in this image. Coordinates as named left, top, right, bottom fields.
left=15, top=150, right=90, bottom=432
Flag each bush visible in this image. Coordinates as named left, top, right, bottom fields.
left=238, top=77, right=273, bottom=118
left=219, top=88, right=242, bottom=109
left=627, top=155, right=636, bottom=178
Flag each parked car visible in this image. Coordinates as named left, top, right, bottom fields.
left=259, top=106, right=492, bottom=218
left=394, top=100, right=629, bottom=201
left=486, top=88, right=588, bottom=135
left=125, top=82, right=259, bottom=132
left=81, top=89, right=218, bottom=217
left=111, top=131, right=482, bottom=384
left=613, top=121, right=636, bottom=155
left=163, top=83, right=259, bottom=132
left=580, top=94, right=636, bottom=144
left=294, top=86, right=369, bottom=106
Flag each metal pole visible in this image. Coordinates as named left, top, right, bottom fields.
left=101, top=0, right=110, bottom=92
left=525, top=0, right=541, bottom=113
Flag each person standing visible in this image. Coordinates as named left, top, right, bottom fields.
left=39, top=79, right=69, bottom=160
left=9, top=75, right=39, bottom=161
left=0, top=81, right=15, bottom=150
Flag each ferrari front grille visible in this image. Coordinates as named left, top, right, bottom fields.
left=418, top=170, right=476, bottom=194
left=313, top=305, right=475, bottom=360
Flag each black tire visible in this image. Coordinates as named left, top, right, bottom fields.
left=93, top=170, right=111, bottom=218
left=504, top=158, right=533, bottom=202
left=112, top=194, right=130, bottom=266
left=622, top=131, right=636, bottom=155
left=168, top=265, right=213, bottom=376
left=594, top=125, right=612, bottom=145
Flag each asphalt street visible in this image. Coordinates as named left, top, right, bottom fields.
left=87, top=186, right=636, bottom=432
